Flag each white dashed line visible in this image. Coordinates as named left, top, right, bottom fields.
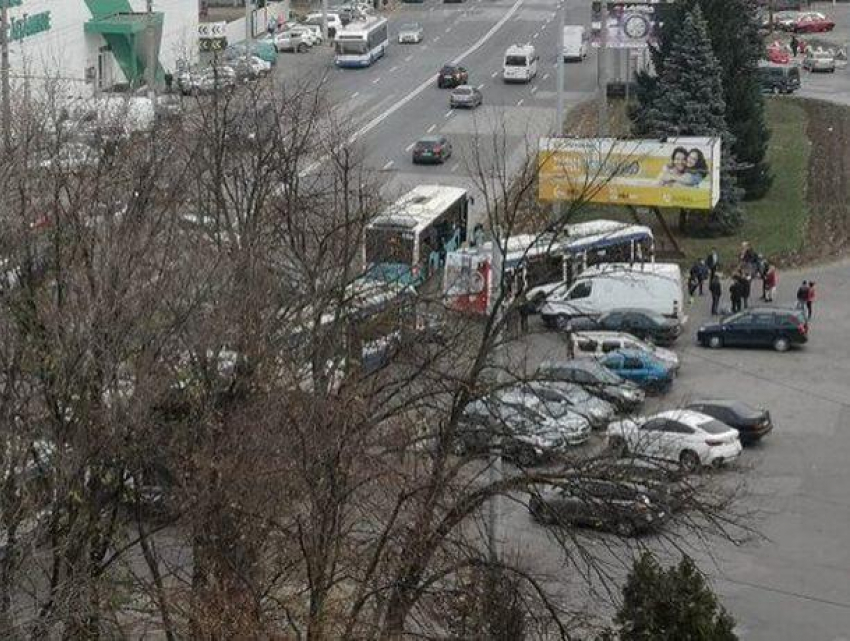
left=434, top=36, right=441, bottom=42
left=491, top=70, right=498, bottom=78
left=532, top=32, right=539, bottom=40
left=531, top=86, right=538, bottom=94
left=427, top=124, right=437, bottom=133
left=477, top=83, right=484, bottom=89
left=517, top=98, right=524, bottom=106
left=446, top=26, right=452, bottom=33
left=444, top=110, right=454, bottom=118
left=404, top=54, right=412, bottom=62
left=390, top=65, right=399, bottom=72
left=405, top=141, right=417, bottom=152
left=382, top=160, right=394, bottom=170
left=451, top=163, right=460, bottom=171
left=542, top=73, right=549, bottom=81
left=372, top=77, right=382, bottom=84
left=352, top=91, right=360, bottom=98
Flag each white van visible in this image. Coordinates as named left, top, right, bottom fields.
left=502, top=44, right=538, bottom=83
left=534, top=263, right=685, bottom=324
left=562, top=25, right=587, bottom=62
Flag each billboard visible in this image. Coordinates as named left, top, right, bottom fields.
left=443, top=249, right=492, bottom=316
left=538, top=137, right=722, bottom=210
left=591, top=1, right=675, bottom=49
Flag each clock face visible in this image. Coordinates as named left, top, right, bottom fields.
left=623, top=14, right=649, bottom=39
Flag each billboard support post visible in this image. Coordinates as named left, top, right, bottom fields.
left=597, top=0, right=608, bottom=136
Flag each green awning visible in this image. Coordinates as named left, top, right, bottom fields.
left=84, top=12, right=164, bottom=85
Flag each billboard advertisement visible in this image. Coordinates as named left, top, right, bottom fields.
left=443, top=249, right=491, bottom=316
left=538, top=137, right=722, bottom=210
left=591, top=1, right=675, bottom=49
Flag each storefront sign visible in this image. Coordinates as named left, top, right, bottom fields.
left=5, top=10, right=52, bottom=42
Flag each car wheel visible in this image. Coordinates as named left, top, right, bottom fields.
left=555, top=314, right=571, bottom=330
left=707, top=335, right=723, bottom=349
left=298, top=43, right=308, bottom=53
left=608, top=436, right=628, bottom=458
left=614, top=520, right=636, bottom=537
left=773, top=336, right=791, bottom=352
left=679, top=450, right=701, bottom=473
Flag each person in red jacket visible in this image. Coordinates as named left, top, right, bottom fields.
left=764, top=264, right=778, bottom=302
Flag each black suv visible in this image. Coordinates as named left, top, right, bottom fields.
left=593, top=308, right=681, bottom=345
left=758, top=63, right=801, bottom=94
left=697, top=308, right=808, bottom=352
left=437, top=64, right=468, bottom=88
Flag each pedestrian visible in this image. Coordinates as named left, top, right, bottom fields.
left=687, top=271, right=698, bottom=305
left=740, top=273, right=751, bottom=309
left=730, top=278, right=742, bottom=313
left=164, top=71, right=174, bottom=93
left=764, top=264, right=778, bottom=302
left=806, top=280, right=816, bottom=319
left=518, top=292, right=533, bottom=334
left=759, top=258, right=770, bottom=300
left=791, top=34, right=799, bottom=57
left=796, top=280, right=810, bottom=316
left=696, top=259, right=709, bottom=295
left=706, top=247, right=720, bottom=280
left=709, top=272, right=722, bottom=315
left=267, top=16, right=277, bottom=37
left=564, top=319, right=575, bottom=359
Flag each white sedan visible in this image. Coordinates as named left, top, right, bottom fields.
left=607, top=409, right=741, bottom=472
left=397, top=23, right=424, bottom=44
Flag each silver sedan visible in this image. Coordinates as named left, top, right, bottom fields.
left=397, top=23, right=423, bottom=44
left=449, top=85, right=483, bottom=108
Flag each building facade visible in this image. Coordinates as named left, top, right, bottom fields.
left=3, top=0, right=199, bottom=100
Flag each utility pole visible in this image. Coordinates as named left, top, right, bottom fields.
left=245, top=0, right=252, bottom=64
left=1, top=0, right=11, bottom=152
left=486, top=229, right=505, bottom=569
left=146, top=0, right=156, bottom=98
left=321, top=0, right=329, bottom=45
left=552, top=1, right=565, bottom=224
left=597, top=0, right=608, bottom=136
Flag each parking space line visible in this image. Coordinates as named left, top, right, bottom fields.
left=404, top=54, right=413, bottom=62
left=542, top=73, right=549, bottom=81
left=427, top=124, right=437, bottom=133
left=531, top=86, right=538, bottom=94
left=390, top=65, right=399, bottom=72
left=444, top=110, right=454, bottom=118
left=517, top=98, right=524, bottom=106
left=352, top=91, right=359, bottom=98
left=382, top=160, right=395, bottom=170
left=372, top=77, right=382, bottom=84
left=405, top=141, right=417, bottom=152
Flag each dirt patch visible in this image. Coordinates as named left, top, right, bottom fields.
left=782, top=99, right=850, bottom=266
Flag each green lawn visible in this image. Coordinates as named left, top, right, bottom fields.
left=567, top=99, right=811, bottom=269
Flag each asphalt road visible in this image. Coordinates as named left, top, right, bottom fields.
left=274, top=0, right=599, bottom=224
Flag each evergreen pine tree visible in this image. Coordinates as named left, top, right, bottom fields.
left=642, top=5, right=743, bottom=235
left=615, top=552, right=739, bottom=641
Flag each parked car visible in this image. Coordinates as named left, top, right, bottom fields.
left=571, top=330, right=680, bottom=372
left=183, top=65, right=236, bottom=94
left=450, top=85, right=483, bottom=108
left=303, top=12, right=343, bottom=39
left=697, top=308, right=808, bottom=352
left=767, top=43, right=792, bottom=64
left=774, top=10, right=802, bottom=31
left=397, top=22, right=424, bottom=44
left=598, top=349, right=675, bottom=393
left=592, top=308, right=681, bottom=346
left=286, top=24, right=323, bottom=46
left=528, top=479, right=670, bottom=536
left=412, top=135, right=452, bottom=164
left=525, top=381, right=616, bottom=430
left=792, top=12, right=835, bottom=33
left=803, top=49, right=836, bottom=72
left=228, top=56, right=271, bottom=81
left=271, top=30, right=310, bottom=53
left=607, top=410, right=743, bottom=472
left=494, top=385, right=593, bottom=444
left=536, top=359, right=645, bottom=412
left=437, top=64, right=468, bottom=88
left=579, top=458, right=696, bottom=512
left=225, top=41, right=278, bottom=65
left=685, top=399, right=773, bottom=445
left=758, top=62, right=801, bottom=94
left=457, top=399, right=586, bottom=465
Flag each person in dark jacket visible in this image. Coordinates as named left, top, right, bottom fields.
left=796, top=280, right=810, bottom=317
left=706, top=248, right=719, bottom=280
left=730, top=278, right=742, bottom=313
left=806, top=281, right=816, bottom=319
left=740, top=273, right=751, bottom=309
left=709, top=272, right=722, bottom=315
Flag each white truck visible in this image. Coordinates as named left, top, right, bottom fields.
left=562, top=25, right=587, bottom=62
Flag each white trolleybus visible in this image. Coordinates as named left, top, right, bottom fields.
left=335, top=16, right=389, bottom=68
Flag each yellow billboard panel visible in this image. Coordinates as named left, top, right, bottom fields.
left=538, top=137, right=722, bottom=210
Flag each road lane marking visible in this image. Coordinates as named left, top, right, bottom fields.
left=427, top=124, right=437, bottom=133
left=517, top=98, right=524, bottom=106
left=434, top=36, right=441, bottom=42
left=404, top=54, right=413, bottom=62
left=445, top=110, right=454, bottom=118
left=372, top=76, right=382, bottom=84
left=446, top=27, right=452, bottom=33
left=533, top=31, right=539, bottom=39
left=300, top=0, right=527, bottom=175
left=542, top=73, right=549, bottom=81
left=382, top=160, right=394, bottom=170
left=491, top=71, right=498, bottom=78
left=451, top=163, right=460, bottom=171
left=405, top=141, right=417, bottom=152
left=390, top=65, right=399, bottom=72
left=352, top=91, right=360, bottom=98
left=531, top=86, right=538, bottom=94
left=477, top=83, right=484, bottom=89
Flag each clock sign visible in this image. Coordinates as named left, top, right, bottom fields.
left=623, top=13, right=650, bottom=40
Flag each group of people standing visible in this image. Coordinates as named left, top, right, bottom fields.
left=689, top=243, right=811, bottom=318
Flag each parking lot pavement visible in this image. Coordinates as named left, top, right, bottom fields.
left=791, top=1, right=850, bottom=105
left=500, top=260, right=850, bottom=639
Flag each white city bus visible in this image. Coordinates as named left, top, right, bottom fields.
left=335, top=16, right=389, bottom=68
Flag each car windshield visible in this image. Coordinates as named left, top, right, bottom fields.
left=505, top=55, right=528, bottom=66
left=588, top=364, right=622, bottom=384
left=441, top=66, right=458, bottom=74
left=417, top=138, right=441, bottom=148
left=454, top=87, right=473, bottom=95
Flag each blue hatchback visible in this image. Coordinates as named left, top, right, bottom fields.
left=598, top=349, right=674, bottom=393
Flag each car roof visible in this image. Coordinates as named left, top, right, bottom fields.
left=606, top=349, right=651, bottom=359
left=654, top=409, right=722, bottom=427
left=602, top=307, right=660, bottom=317
left=441, top=63, right=461, bottom=69
left=575, top=330, right=642, bottom=341
left=453, top=85, right=474, bottom=91
left=417, top=135, right=444, bottom=143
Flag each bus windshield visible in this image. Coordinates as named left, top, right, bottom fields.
left=336, top=40, right=367, bottom=55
